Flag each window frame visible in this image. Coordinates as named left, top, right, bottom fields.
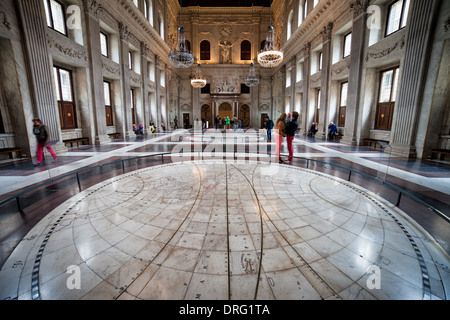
left=100, top=32, right=109, bottom=58
left=343, top=32, right=352, bottom=59
left=104, top=81, right=113, bottom=126
left=375, top=67, right=400, bottom=131
left=241, top=40, right=252, bottom=61
left=44, top=0, right=68, bottom=36
left=54, top=65, right=77, bottom=130
left=339, top=82, right=348, bottom=127
left=129, top=51, right=134, bottom=71
left=385, top=0, right=410, bottom=37
left=200, top=40, right=211, bottom=61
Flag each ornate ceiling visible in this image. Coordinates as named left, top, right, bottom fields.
left=180, top=0, right=270, bottom=7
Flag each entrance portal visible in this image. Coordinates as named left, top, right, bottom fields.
left=219, top=103, right=233, bottom=120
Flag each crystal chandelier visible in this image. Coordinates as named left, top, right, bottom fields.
left=258, top=1, right=283, bottom=68
left=191, top=64, right=207, bottom=88
left=169, top=2, right=194, bottom=69
left=244, top=62, right=260, bottom=87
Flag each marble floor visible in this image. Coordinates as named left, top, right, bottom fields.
left=0, top=161, right=448, bottom=300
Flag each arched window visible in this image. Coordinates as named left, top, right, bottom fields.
left=241, top=40, right=251, bottom=61
left=298, top=1, right=304, bottom=26
left=200, top=40, right=210, bottom=60
left=287, top=10, right=294, bottom=40
left=304, top=0, right=308, bottom=19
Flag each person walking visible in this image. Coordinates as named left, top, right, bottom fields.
left=275, top=113, right=287, bottom=164
left=265, top=115, right=274, bottom=142
left=174, top=117, right=179, bottom=130
left=33, top=118, right=57, bottom=166
left=285, top=112, right=299, bottom=162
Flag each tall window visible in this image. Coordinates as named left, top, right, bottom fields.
left=298, top=1, right=304, bottom=26
left=104, top=81, right=113, bottom=126
left=100, top=32, right=109, bottom=57
left=148, top=0, right=154, bottom=25
left=376, top=67, right=400, bottom=130
left=54, top=66, right=77, bottom=130
left=43, top=0, right=67, bottom=35
left=314, top=89, right=321, bottom=124
left=200, top=40, right=210, bottom=61
left=304, top=0, right=308, bottom=19
left=130, top=89, right=136, bottom=125
left=318, top=52, right=323, bottom=71
left=314, top=0, right=320, bottom=7
left=287, top=10, right=294, bottom=40
left=133, top=0, right=138, bottom=7
left=241, top=40, right=251, bottom=61
left=386, top=0, right=410, bottom=36
left=339, top=82, right=348, bottom=127
left=129, top=51, right=134, bottom=70
left=343, top=32, right=352, bottom=58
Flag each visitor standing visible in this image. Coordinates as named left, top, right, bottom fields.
left=275, top=113, right=287, bottom=164
left=285, top=112, right=299, bottom=162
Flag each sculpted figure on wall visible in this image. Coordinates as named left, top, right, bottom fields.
left=219, top=40, right=234, bottom=64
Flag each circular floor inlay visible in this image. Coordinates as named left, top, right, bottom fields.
left=1, top=161, right=449, bottom=300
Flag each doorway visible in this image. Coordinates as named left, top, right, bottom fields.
left=183, top=113, right=190, bottom=129
left=219, top=103, right=233, bottom=120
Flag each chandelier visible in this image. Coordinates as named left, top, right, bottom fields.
left=191, top=64, right=207, bottom=88
left=258, top=1, right=283, bottom=68
left=169, top=2, right=194, bottom=69
left=244, top=62, right=260, bottom=87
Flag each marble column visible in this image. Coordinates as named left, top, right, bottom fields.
left=16, top=0, right=65, bottom=151
left=83, top=0, right=109, bottom=145
left=155, top=55, right=162, bottom=127
left=141, top=42, right=150, bottom=133
left=390, top=0, right=441, bottom=158
left=290, top=56, right=297, bottom=115
left=302, top=42, right=311, bottom=135
left=341, top=0, right=369, bottom=146
left=315, top=22, right=333, bottom=140
left=118, top=22, right=134, bottom=138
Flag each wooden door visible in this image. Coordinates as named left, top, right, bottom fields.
left=239, top=105, right=250, bottom=128
left=183, top=113, right=190, bottom=129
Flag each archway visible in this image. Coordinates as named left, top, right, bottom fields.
left=219, top=103, right=233, bottom=120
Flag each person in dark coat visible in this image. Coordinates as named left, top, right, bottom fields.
left=33, top=118, right=57, bottom=166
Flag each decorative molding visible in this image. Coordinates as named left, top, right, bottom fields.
left=444, top=16, right=450, bottom=32
left=0, top=11, right=11, bottom=31
left=260, top=104, right=270, bottom=111
left=365, top=35, right=406, bottom=62
left=141, top=42, right=150, bottom=57
left=83, top=0, right=103, bottom=18
left=47, top=33, right=88, bottom=62
left=332, top=61, right=351, bottom=76
left=119, top=22, right=131, bottom=41
left=321, top=22, right=334, bottom=43
left=350, top=0, right=370, bottom=19
left=102, top=58, right=120, bottom=75
left=181, top=104, right=191, bottom=111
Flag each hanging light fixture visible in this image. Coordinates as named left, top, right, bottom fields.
left=244, top=62, right=260, bottom=87
left=191, top=64, right=207, bottom=88
left=258, top=1, right=284, bottom=68
left=169, top=1, right=194, bottom=68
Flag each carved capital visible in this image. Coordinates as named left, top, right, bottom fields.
left=82, top=0, right=103, bottom=18
left=321, top=22, right=334, bottom=43
left=119, top=22, right=131, bottom=41
left=141, top=42, right=150, bottom=56
left=350, top=0, right=369, bottom=19
left=444, top=16, right=450, bottom=32
left=0, top=11, right=11, bottom=31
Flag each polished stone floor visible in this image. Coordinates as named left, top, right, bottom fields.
left=1, top=161, right=448, bottom=300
